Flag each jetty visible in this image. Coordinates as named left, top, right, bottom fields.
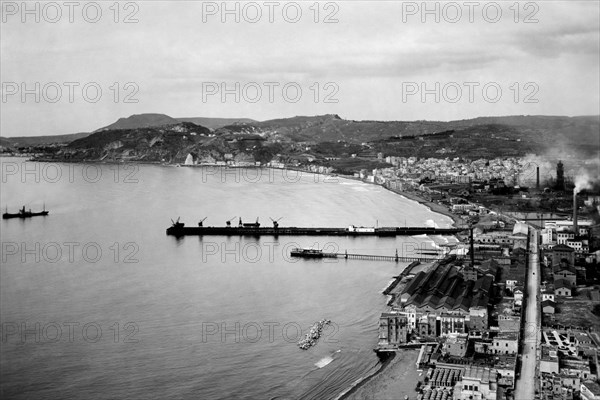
left=166, top=221, right=463, bottom=237
left=290, top=248, right=444, bottom=263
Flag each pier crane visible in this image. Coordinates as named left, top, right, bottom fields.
left=270, top=217, right=283, bottom=229
left=225, top=216, right=237, bottom=228
left=198, top=217, right=207, bottom=227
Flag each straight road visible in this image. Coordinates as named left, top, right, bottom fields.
left=514, top=227, right=541, bottom=400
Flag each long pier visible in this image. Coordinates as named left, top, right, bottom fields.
left=166, top=224, right=463, bottom=237
left=290, top=248, right=443, bottom=263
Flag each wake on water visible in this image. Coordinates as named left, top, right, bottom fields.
left=315, top=350, right=342, bottom=368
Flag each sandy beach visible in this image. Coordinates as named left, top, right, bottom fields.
left=385, top=187, right=464, bottom=228
left=341, top=349, right=422, bottom=400
left=336, top=173, right=464, bottom=228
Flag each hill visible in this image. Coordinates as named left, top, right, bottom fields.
left=94, top=113, right=179, bottom=132
left=0, top=136, right=14, bottom=148
left=16, top=114, right=600, bottom=167
left=176, top=117, right=256, bottom=130
left=5, top=132, right=91, bottom=146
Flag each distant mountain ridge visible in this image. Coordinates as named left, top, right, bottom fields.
left=4, top=114, right=599, bottom=163
left=5, top=132, right=91, bottom=146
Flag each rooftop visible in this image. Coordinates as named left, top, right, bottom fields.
left=554, top=279, right=572, bottom=290
left=552, top=244, right=575, bottom=252
left=583, top=381, right=600, bottom=396
left=462, top=366, right=497, bottom=384
left=541, top=300, right=556, bottom=308
left=495, top=332, right=519, bottom=341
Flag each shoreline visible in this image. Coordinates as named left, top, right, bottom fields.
left=384, top=186, right=463, bottom=228
left=14, top=158, right=464, bottom=228
left=338, top=349, right=422, bottom=400
left=334, top=352, right=396, bottom=400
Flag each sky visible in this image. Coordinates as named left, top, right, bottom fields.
left=1, top=0, right=599, bottom=137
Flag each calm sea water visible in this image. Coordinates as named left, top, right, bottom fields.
left=0, top=159, right=454, bottom=400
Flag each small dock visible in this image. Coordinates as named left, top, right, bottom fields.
left=290, top=248, right=443, bottom=263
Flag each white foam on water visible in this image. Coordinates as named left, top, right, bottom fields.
left=315, top=356, right=334, bottom=368
left=425, top=219, right=440, bottom=228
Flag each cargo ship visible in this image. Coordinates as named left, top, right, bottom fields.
left=165, top=217, right=463, bottom=237
left=3, top=205, right=49, bottom=219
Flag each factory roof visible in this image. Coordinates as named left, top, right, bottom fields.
left=462, top=366, right=497, bottom=384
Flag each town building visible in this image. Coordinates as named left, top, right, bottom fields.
left=552, top=244, right=576, bottom=268
left=540, top=345, right=560, bottom=374
left=492, top=332, right=519, bottom=355
left=554, top=267, right=577, bottom=286
left=453, top=366, right=498, bottom=400
left=443, top=333, right=468, bottom=357
left=542, top=290, right=555, bottom=302
left=554, top=280, right=572, bottom=297
left=378, top=312, right=408, bottom=348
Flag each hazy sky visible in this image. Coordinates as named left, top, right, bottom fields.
left=1, top=0, right=599, bottom=137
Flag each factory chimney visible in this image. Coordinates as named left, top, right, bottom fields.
left=536, top=167, right=540, bottom=189
left=573, top=191, right=578, bottom=236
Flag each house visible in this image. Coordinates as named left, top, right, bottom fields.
left=492, top=332, right=519, bottom=355
left=506, top=279, right=519, bottom=291
left=554, top=267, right=577, bottom=287
left=542, top=290, right=555, bottom=302
left=540, top=345, right=559, bottom=374
left=444, top=333, right=468, bottom=357
left=513, top=286, right=524, bottom=306
left=440, top=313, right=467, bottom=335
left=510, top=222, right=529, bottom=250
left=552, top=244, right=575, bottom=267
left=478, top=259, right=500, bottom=280
left=557, top=231, right=575, bottom=245
left=555, top=280, right=572, bottom=297
left=542, top=300, right=556, bottom=314
left=454, top=366, right=498, bottom=400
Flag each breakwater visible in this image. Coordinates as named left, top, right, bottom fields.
left=298, top=319, right=332, bottom=350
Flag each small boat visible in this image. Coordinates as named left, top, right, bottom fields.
left=3, top=205, right=49, bottom=219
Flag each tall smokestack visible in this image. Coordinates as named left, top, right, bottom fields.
left=573, top=191, right=578, bottom=236
left=536, top=167, right=540, bottom=189
left=470, top=226, right=474, bottom=266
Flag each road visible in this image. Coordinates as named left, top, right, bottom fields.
left=514, top=227, right=541, bottom=400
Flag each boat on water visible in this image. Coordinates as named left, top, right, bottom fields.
left=3, top=205, right=49, bottom=219
left=290, top=248, right=324, bottom=258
